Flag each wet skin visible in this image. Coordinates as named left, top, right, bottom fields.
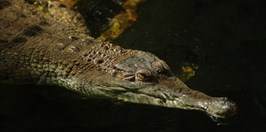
left=0, top=0, right=237, bottom=121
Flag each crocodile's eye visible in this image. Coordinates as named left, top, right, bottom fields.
left=152, top=60, right=172, bottom=77
left=135, top=69, right=154, bottom=82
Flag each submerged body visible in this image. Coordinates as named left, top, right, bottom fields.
left=0, top=0, right=237, bottom=120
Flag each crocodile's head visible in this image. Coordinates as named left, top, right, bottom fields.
left=88, top=51, right=237, bottom=120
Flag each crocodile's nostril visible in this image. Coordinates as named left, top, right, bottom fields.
left=218, top=97, right=238, bottom=117
left=226, top=100, right=237, bottom=114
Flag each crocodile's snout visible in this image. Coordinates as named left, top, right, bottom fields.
left=156, top=77, right=238, bottom=119
left=207, top=97, right=237, bottom=118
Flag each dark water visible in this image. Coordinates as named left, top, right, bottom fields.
left=1, top=0, right=266, bottom=131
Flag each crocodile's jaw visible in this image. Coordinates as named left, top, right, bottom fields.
left=83, top=71, right=237, bottom=120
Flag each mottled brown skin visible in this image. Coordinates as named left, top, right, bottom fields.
left=0, top=0, right=237, bottom=120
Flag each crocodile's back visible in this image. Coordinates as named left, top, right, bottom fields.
left=0, top=0, right=134, bottom=87
left=0, top=0, right=36, bottom=49
left=0, top=0, right=89, bottom=47
left=0, top=0, right=93, bottom=82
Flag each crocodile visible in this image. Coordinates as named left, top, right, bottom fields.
left=0, top=0, right=237, bottom=120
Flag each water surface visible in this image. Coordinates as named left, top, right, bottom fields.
left=1, top=0, right=266, bottom=131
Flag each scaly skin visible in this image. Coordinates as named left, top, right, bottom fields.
left=0, top=0, right=237, bottom=120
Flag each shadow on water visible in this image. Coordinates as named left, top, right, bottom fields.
left=1, top=0, right=266, bottom=131
left=0, top=85, right=241, bottom=132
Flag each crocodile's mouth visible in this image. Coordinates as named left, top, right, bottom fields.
left=88, top=75, right=237, bottom=120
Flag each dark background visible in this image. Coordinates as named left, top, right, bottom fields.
left=1, top=0, right=266, bottom=131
